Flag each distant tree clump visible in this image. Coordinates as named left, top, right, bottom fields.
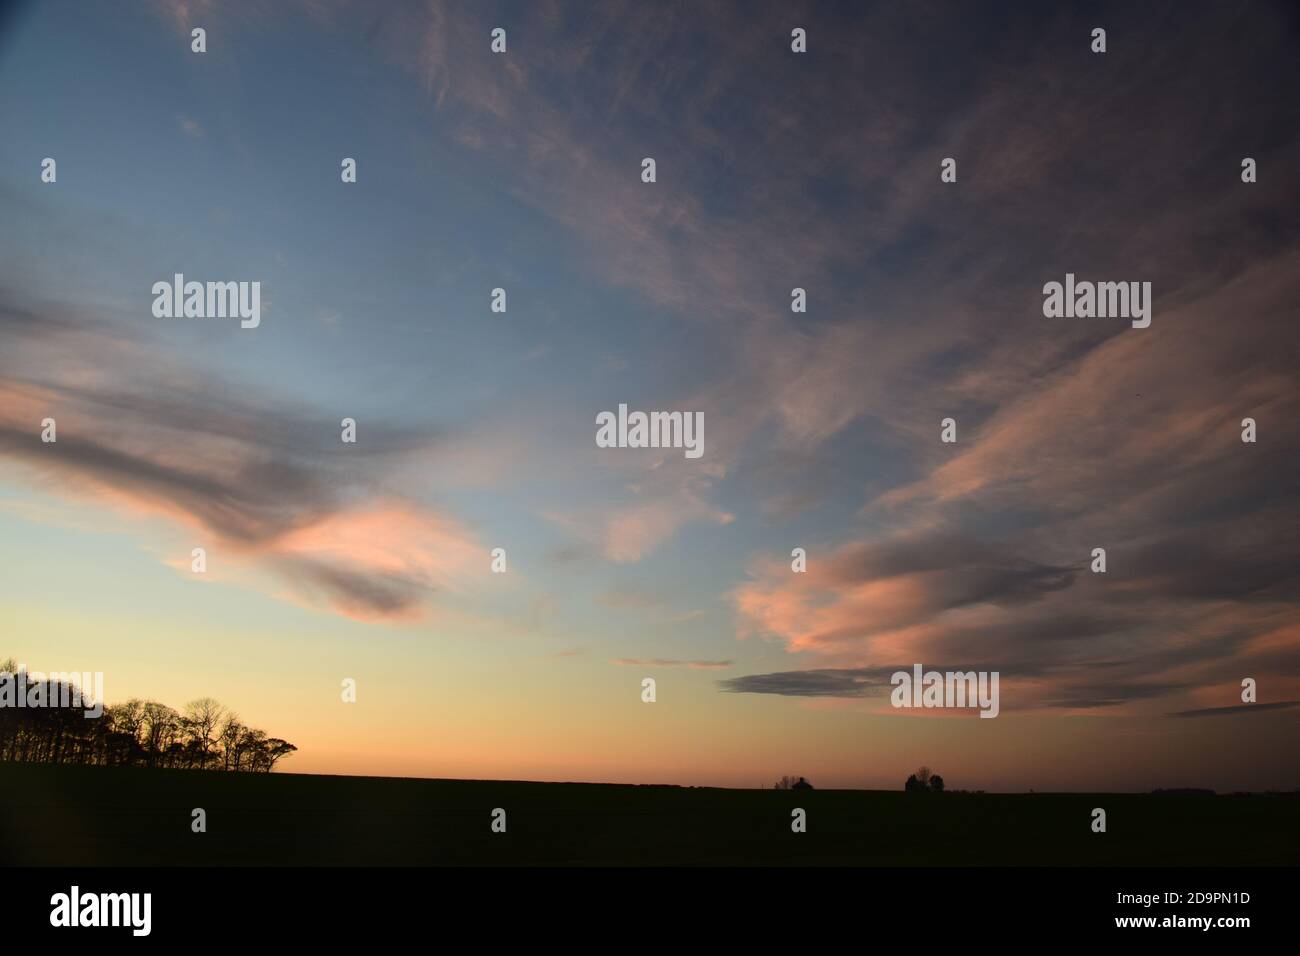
left=774, top=775, right=814, bottom=790
left=0, top=660, right=295, bottom=772
left=904, top=767, right=946, bottom=793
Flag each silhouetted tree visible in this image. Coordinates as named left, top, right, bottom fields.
left=218, top=715, right=245, bottom=771
left=791, top=776, right=813, bottom=790
left=905, top=768, right=944, bottom=792
left=140, top=702, right=180, bottom=768
left=183, top=697, right=225, bottom=769
left=262, top=738, right=298, bottom=772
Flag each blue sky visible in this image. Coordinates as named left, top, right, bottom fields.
left=2, top=0, right=1298, bottom=790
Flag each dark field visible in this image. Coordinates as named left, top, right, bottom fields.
left=1, top=764, right=1295, bottom=866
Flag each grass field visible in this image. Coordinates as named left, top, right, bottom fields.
left=1, top=764, right=1295, bottom=866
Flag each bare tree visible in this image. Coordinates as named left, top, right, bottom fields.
left=140, top=702, right=181, bottom=768
left=240, top=728, right=268, bottom=772
left=262, top=738, right=298, bottom=772
left=113, top=698, right=147, bottom=743
left=218, top=714, right=245, bottom=771
left=183, top=697, right=225, bottom=769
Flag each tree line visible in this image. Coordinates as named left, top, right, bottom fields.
left=0, top=659, right=296, bottom=772
left=770, top=769, right=956, bottom=792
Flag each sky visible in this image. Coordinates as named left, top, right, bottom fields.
left=1, top=0, right=1298, bottom=792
